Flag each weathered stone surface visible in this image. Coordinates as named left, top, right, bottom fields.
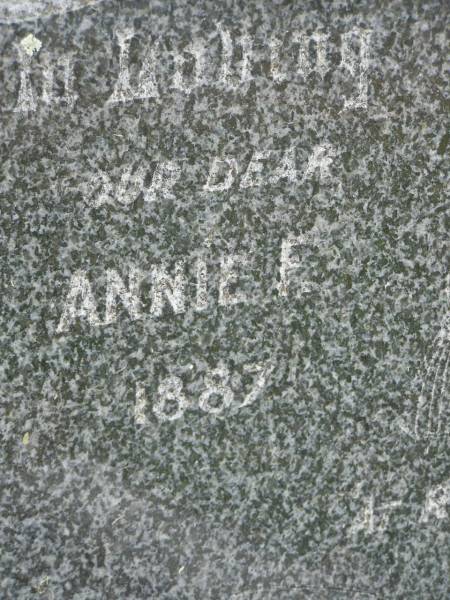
left=0, top=1, right=448, bottom=598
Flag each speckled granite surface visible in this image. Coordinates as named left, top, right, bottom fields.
left=0, top=1, right=449, bottom=598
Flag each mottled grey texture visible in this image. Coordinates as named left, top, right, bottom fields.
left=0, top=0, right=449, bottom=598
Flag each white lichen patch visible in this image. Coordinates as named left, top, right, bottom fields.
left=20, top=33, right=42, bottom=57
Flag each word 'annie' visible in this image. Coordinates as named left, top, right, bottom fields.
left=57, top=235, right=315, bottom=332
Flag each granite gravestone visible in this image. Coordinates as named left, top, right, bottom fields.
left=0, top=0, right=449, bottom=598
